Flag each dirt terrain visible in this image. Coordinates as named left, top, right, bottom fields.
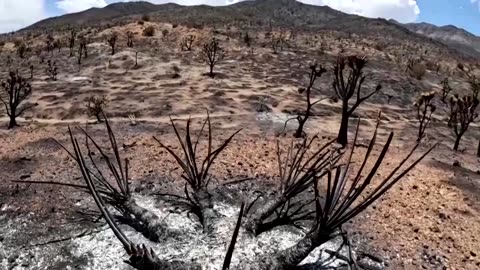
left=0, top=13, right=480, bottom=270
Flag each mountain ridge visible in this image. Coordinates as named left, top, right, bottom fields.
left=20, top=0, right=480, bottom=58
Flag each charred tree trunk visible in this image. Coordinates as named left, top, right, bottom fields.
left=453, top=135, right=462, bottom=151
left=476, top=138, right=480, bottom=157
left=192, top=189, right=216, bottom=233
left=122, top=199, right=167, bottom=242
left=337, top=102, right=349, bottom=146
left=294, top=118, right=306, bottom=138
left=8, top=114, right=17, bottom=129
left=245, top=196, right=286, bottom=235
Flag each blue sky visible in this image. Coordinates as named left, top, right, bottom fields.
left=1, top=0, right=479, bottom=35
left=418, top=0, right=480, bottom=34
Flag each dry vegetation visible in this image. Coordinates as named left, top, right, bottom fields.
left=0, top=7, right=480, bottom=270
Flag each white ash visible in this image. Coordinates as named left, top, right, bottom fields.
left=69, top=195, right=355, bottom=270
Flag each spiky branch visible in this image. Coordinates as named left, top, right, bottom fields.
left=153, top=114, right=240, bottom=231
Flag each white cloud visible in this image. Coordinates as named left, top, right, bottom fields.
left=300, top=0, right=420, bottom=23
left=56, top=0, right=108, bottom=13
left=472, top=0, right=480, bottom=10
left=0, top=0, right=48, bottom=33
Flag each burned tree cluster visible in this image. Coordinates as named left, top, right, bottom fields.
left=27, top=112, right=433, bottom=269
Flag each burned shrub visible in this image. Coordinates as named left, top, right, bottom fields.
left=19, top=110, right=435, bottom=269
left=86, top=96, right=108, bottom=122
left=448, top=95, right=479, bottom=151
left=0, top=71, right=34, bottom=129
left=414, top=91, right=436, bottom=142
left=143, top=26, right=155, bottom=37
left=46, top=60, right=58, bottom=80
left=202, top=38, right=225, bottom=77
left=406, top=58, right=426, bottom=80
left=180, top=34, right=196, bottom=51
left=333, top=55, right=382, bottom=146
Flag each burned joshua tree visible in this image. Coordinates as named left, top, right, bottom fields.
left=333, top=55, right=382, bottom=146
left=68, top=28, right=77, bottom=57
left=77, top=36, right=88, bottom=65
left=457, top=63, right=480, bottom=98
left=202, top=38, right=225, bottom=77
left=180, top=34, right=196, bottom=51
left=440, top=77, right=452, bottom=104
left=448, top=94, right=479, bottom=151
left=107, top=32, right=118, bottom=55
left=46, top=60, right=58, bottom=81
left=126, top=31, right=134, bottom=47
left=0, top=71, right=34, bottom=129
left=86, top=96, right=108, bottom=122
left=414, top=91, right=436, bottom=142
left=282, top=61, right=327, bottom=138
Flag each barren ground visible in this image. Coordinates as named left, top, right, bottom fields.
left=0, top=22, right=479, bottom=270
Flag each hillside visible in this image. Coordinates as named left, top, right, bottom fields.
left=22, top=0, right=478, bottom=58
left=404, top=22, right=480, bottom=57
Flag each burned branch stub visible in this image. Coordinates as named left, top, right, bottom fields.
left=86, top=96, right=108, bottom=122
left=448, top=94, right=479, bottom=151
left=333, top=55, right=382, bottom=146
left=46, top=60, right=58, bottom=81
left=180, top=34, right=196, bottom=51
left=440, top=77, right=452, bottom=104
left=202, top=38, right=225, bottom=77
left=291, top=61, right=327, bottom=138
left=107, top=32, right=118, bottom=55
left=0, top=71, right=34, bottom=129
left=414, top=91, right=436, bottom=142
